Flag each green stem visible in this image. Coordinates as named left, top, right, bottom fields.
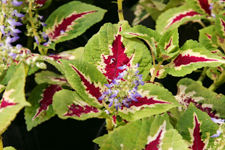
left=198, top=20, right=206, bottom=28
left=150, top=61, right=163, bottom=82
left=0, top=136, right=3, bottom=150
left=117, top=0, right=124, bottom=21
left=197, top=67, right=208, bottom=82
left=106, top=119, right=113, bottom=132
left=208, top=70, right=225, bottom=91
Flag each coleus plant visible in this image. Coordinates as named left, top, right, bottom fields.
left=1, top=0, right=225, bottom=150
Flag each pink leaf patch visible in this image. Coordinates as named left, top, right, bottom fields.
left=173, top=54, right=217, bottom=67
left=145, top=121, right=167, bottom=150
left=221, top=19, right=225, bottom=32
left=33, top=85, right=62, bottom=120
left=47, top=11, right=96, bottom=41
left=165, top=38, right=173, bottom=50
left=165, top=10, right=202, bottom=30
left=198, top=0, right=211, bottom=15
left=70, top=65, right=102, bottom=101
left=34, top=0, right=47, bottom=5
left=63, top=103, right=99, bottom=117
left=189, top=115, right=205, bottom=150
left=101, top=26, right=133, bottom=82
left=145, top=129, right=163, bottom=150
left=0, top=98, right=17, bottom=110
left=129, top=97, right=171, bottom=108
left=180, top=96, right=218, bottom=118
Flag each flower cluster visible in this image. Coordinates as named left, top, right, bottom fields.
left=210, top=118, right=225, bottom=149
left=98, top=64, right=145, bottom=111
left=0, top=0, right=25, bottom=69
left=25, top=0, right=50, bottom=47
left=209, top=1, right=225, bottom=18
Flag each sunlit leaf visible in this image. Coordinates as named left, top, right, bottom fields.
left=0, top=63, right=30, bottom=134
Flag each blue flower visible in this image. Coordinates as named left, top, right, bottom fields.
left=211, top=118, right=225, bottom=124
left=211, top=130, right=221, bottom=138
left=34, top=36, right=39, bottom=45
left=12, top=0, right=23, bottom=6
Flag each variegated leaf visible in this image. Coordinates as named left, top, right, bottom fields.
left=35, top=70, right=68, bottom=86
left=139, top=0, right=185, bottom=21
left=25, top=83, right=62, bottom=131
left=44, top=48, right=80, bottom=74
left=165, top=40, right=225, bottom=76
left=150, top=65, right=167, bottom=79
left=156, top=5, right=206, bottom=34
left=206, top=67, right=221, bottom=81
left=132, top=4, right=150, bottom=26
left=215, top=14, right=225, bottom=38
left=84, top=21, right=152, bottom=81
left=0, top=63, right=30, bottom=134
left=53, top=89, right=102, bottom=120
left=186, top=0, right=212, bottom=16
left=44, top=1, right=106, bottom=43
left=199, top=25, right=218, bottom=50
left=216, top=34, right=225, bottom=52
left=94, top=114, right=189, bottom=150
left=60, top=59, right=108, bottom=108
left=120, top=25, right=161, bottom=59
left=117, top=83, right=180, bottom=122
left=176, top=78, right=225, bottom=119
left=157, top=28, right=180, bottom=61
left=176, top=103, right=219, bottom=149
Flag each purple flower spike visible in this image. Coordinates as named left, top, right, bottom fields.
left=2, top=0, right=6, bottom=3
left=211, top=130, right=221, bottom=138
left=10, top=27, right=21, bottom=34
left=109, top=90, right=119, bottom=98
left=12, top=0, right=23, bottom=6
left=8, top=19, right=22, bottom=26
left=117, top=71, right=125, bottom=79
left=13, top=10, right=25, bottom=18
left=41, top=22, right=47, bottom=27
left=118, top=65, right=127, bottom=70
left=0, top=25, right=5, bottom=35
left=211, top=118, right=224, bottom=124
left=16, top=44, right=22, bottom=49
left=8, top=52, right=17, bottom=59
left=112, top=79, right=120, bottom=85
left=11, top=36, right=20, bottom=43
left=34, top=36, right=39, bottom=45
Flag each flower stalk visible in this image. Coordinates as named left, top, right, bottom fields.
left=117, top=0, right=124, bottom=21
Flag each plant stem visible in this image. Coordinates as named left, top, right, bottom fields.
left=208, top=70, right=225, bottom=91
left=0, top=3, right=5, bottom=42
left=0, top=136, right=3, bottom=150
left=150, top=61, right=163, bottom=82
left=117, top=0, right=124, bottom=21
left=106, top=119, right=113, bottom=132
left=197, top=67, right=207, bottom=82
left=198, top=20, right=206, bottom=28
